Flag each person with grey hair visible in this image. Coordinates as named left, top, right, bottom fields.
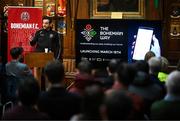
left=158, top=57, right=169, bottom=83
left=148, top=57, right=161, bottom=76
left=165, top=71, right=180, bottom=97
left=148, top=57, right=165, bottom=98
left=148, top=57, right=164, bottom=89
left=151, top=71, right=180, bottom=120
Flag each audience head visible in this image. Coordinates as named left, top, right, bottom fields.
left=134, top=60, right=149, bottom=74
left=107, top=59, right=121, bottom=75
left=116, top=63, right=137, bottom=87
left=77, top=60, right=93, bottom=75
left=133, top=71, right=151, bottom=86
left=165, top=71, right=180, bottom=96
left=18, top=76, right=40, bottom=106
left=148, top=57, right=161, bottom=75
left=160, top=56, right=169, bottom=72
left=144, top=51, right=156, bottom=62
left=45, top=60, right=65, bottom=84
left=10, top=47, right=22, bottom=60
left=82, top=84, right=104, bottom=120
left=104, top=90, right=133, bottom=120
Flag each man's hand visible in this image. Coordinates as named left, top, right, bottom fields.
left=150, top=35, right=161, bottom=57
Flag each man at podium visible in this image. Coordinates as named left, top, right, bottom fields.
left=30, top=16, right=61, bottom=60
left=29, top=16, right=62, bottom=90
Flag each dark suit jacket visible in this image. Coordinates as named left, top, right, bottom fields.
left=38, top=86, right=82, bottom=120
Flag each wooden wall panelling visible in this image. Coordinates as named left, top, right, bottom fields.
left=76, top=0, right=89, bottom=19
left=63, top=0, right=72, bottom=58
left=165, top=0, right=180, bottom=65
left=161, top=0, right=168, bottom=58
left=63, top=58, right=76, bottom=87
left=62, top=0, right=90, bottom=82
left=62, top=0, right=77, bottom=80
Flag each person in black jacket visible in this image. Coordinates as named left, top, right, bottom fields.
left=30, top=16, right=62, bottom=60
left=38, top=60, right=81, bottom=120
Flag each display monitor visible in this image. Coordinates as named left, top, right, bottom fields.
left=76, top=19, right=162, bottom=68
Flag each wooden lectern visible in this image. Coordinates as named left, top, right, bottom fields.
left=24, top=52, right=54, bottom=89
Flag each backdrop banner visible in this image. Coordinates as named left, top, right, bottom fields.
left=8, top=7, right=42, bottom=61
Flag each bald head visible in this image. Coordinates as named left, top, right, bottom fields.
left=166, top=71, right=180, bottom=96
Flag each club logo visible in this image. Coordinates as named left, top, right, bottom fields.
left=81, top=24, right=97, bottom=41
left=21, top=11, right=30, bottom=21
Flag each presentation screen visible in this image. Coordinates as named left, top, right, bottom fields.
left=76, top=19, right=162, bottom=68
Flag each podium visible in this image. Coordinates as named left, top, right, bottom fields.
left=24, top=52, right=54, bottom=89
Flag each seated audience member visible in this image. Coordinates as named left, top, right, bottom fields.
left=3, top=47, right=32, bottom=103
left=104, top=59, right=121, bottom=90
left=158, top=56, right=169, bottom=83
left=111, top=63, right=137, bottom=91
left=144, top=51, right=155, bottom=62
left=68, top=60, right=94, bottom=96
left=129, top=71, right=163, bottom=116
left=76, top=59, right=93, bottom=75
left=102, top=90, right=133, bottom=120
left=38, top=60, right=81, bottom=120
left=6, top=47, right=32, bottom=79
left=68, top=74, right=93, bottom=96
left=151, top=71, right=180, bottom=120
left=108, top=63, right=144, bottom=119
left=93, top=68, right=109, bottom=90
left=134, top=60, right=149, bottom=74
left=2, top=76, right=49, bottom=120
left=148, top=57, right=165, bottom=91
left=71, top=84, right=104, bottom=120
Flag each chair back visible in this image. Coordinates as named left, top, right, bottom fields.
left=2, top=101, right=13, bottom=118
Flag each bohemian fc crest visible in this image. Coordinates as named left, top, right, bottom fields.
left=21, top=11, right=30, bottom=21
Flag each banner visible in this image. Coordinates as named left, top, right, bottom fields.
left=8, top=7, right=42, bottom=61
left=76, top=19, right=162, bottom=68
left=76, top=20, right=128, bottom=68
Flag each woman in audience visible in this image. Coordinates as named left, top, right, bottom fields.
left=144, top=51, right=156, bottom=62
